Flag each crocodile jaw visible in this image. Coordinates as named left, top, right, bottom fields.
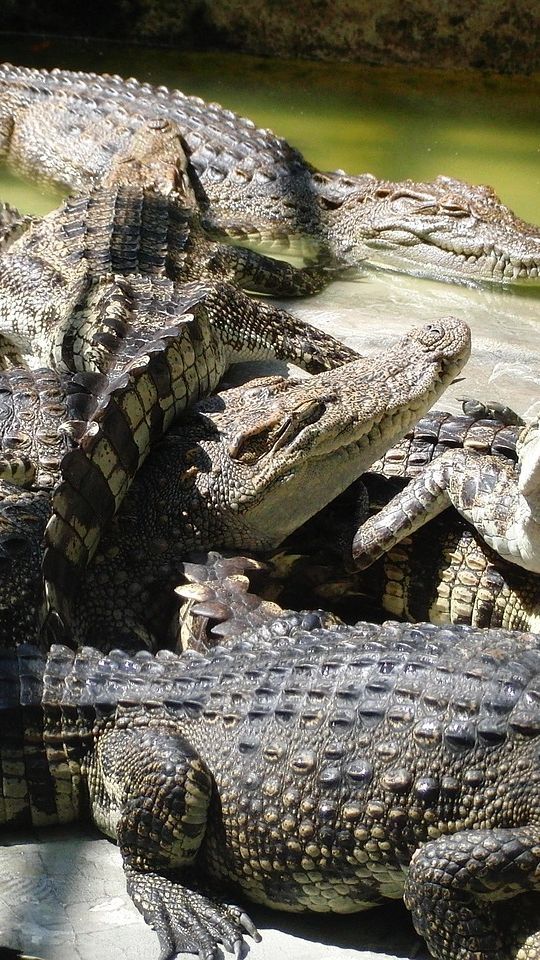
left=358, top=235, right=540, bottom=286
left=239, top=398, right=447, bottom=549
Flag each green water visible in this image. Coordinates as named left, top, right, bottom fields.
left=0, top=37, right=538, bottom=224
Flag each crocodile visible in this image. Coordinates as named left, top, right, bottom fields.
left=362, top=500, right=540, bottom=631
left=0, top=116, right=336, bottom=374
left=0, top=62, right=539, bottom=284
left=0, top=366, right=99, bottom=645
left=352, top=413, right=540, bottom=574
left=0, top=314, right=470, bottom=648
left=0, top=117, right=365, bottom=627
left=369, top=405, right=520, bottom=479
left=2, top=615, right=539, bottom=960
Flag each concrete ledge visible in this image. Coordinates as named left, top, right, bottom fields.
left=0, top=827, right=427, bottom=960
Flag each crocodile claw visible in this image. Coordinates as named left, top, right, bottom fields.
left=125, top=866, right=259, bottom=960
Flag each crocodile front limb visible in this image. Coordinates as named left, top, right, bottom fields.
left=353, top=417, right=540, bottom=573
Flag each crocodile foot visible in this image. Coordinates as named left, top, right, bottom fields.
left=125, top=865, right=261, bottom=959
left=404, top=827, right=540, bottom=960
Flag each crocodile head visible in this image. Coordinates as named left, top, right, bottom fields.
left=102, top=117, right=198, bottom=207
left=187, top=315, right=470, bottom=549
left=324, top=175, right=540, bottom=285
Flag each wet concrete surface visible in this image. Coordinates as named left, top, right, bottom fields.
left=277, top=268, right=540, bottom=421
left=1, top=828, right=427, bottom=960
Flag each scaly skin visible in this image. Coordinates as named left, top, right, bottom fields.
left=39, top=275, right=358, bottom=630
left=363, top=501, right=540, bottom=631
left=0, top=316, right=470, bottom=648
left=0, top=366, right=94, bottom=489
left=248, top=475, right=540, bottom=634
left=2, top=621, right=539, bottom=960
left=370, top=407, right=519, bottom=478
left=353, top=415, right=540, bottom=574
left=0, top=118, right=333, bottom=370
left=174, top=412, right=539, bottom=637
left=67, top=316, right=468, bottom=649
left=0, top=63, right=539, bottom=284
left=0, top=200, right=32, bottom=250
left=245, top=409, right=539, bottom=631
left=0, top=118, right=358, bottom=628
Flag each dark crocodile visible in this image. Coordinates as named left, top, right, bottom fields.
left=280, top=410, right=540, bottom=631
left=241, top=476, right=540, bottom=635
left=370, top=406, right=519, bottom=478
left=0, top=314, right=470, bottom=649
left=0, top=366, right=98, bottom=645
left=0, top=63, right=539, bottom=284
left=2, top=616, right=539, bottom=960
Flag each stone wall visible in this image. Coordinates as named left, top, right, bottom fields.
left=2, top=0, right=538, bottom=73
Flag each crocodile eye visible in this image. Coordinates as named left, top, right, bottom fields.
left=228, top=422, right=276, bottom=463
left=318, top=195, right=344, bottom=211
left=228, top=399, right=326, bottom=462
left=423, top=322, right=444, bottom=342
left=440, top=201, right=469, bottom=217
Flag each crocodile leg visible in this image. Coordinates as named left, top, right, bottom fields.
left=100, top=116, right=334, bottom=298
left=204, top=241, right=336, bottom=296
left=353, top=447, right=540, bottom=573
left=86, top=726, right=259, bottom=960
left=404, top=826, right=540, bottom=960
left=63, top=272, right=358, bottom=377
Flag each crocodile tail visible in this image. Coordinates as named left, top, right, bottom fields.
left=42, top=323, right=196, bottom=630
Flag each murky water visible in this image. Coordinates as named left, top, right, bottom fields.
left=0, top=37, right=538, bottom=414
